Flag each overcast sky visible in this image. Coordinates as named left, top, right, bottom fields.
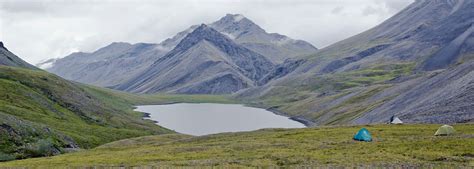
left=0, top=0, right=414, bottom=64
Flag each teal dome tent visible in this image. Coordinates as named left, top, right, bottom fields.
left=353, top=128, right=372, bottom=142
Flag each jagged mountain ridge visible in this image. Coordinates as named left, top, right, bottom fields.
left=115, top=24, right=274, bottom=94
left=210, top=14, right=317, bottom=63
left=154, top=14, right=318, bottom=64
left=41, top=14, right=317, bottom=92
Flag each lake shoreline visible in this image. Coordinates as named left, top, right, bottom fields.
left=135, top=102, right=313, bottom=127
left=135, top=103, right=306, bottom=135
left=141, top=112, right=159, bottom=123
left=265, top=107, right=315, bottom=127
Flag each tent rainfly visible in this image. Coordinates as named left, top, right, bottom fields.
left=353, top=128, right=372, bottom=142
left=435, top=125, right=455, bottom=136
left=390, top=117, right=403, bottom=124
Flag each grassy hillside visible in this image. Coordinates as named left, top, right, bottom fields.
left=242, top=63, right=418, bottom=124
left=244, top=59, right=474, bottom=125
left=81, top=84, right=236, bottom=106
left=0, top=66, right=233, bottom=161
left=2, top=124, right=472, bottom=167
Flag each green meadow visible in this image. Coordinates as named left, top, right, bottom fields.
left=2, top=124, right=472, bottom=168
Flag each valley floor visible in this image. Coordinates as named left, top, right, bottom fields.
left=1, top=124, right=473, bottom=168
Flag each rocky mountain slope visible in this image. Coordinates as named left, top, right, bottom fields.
left=237, top=0, right=474, bottom=125
left=115, top=24, right=274, bottom=94
left=210, top=14, right=317, bottom=63
left=41, top=14, right=317, bottom=92
left=0, top=45, right=170, bottom=161
left=0, top=42, right=37, bottom=69
left=46, top=42, right=168, bottom=87
left=354, top=60, right=474, bottom=124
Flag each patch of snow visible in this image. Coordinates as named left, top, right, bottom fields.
left=233, top=14, right=245, bottom=22
left=155, top=45, right=173, bottom=51
left=37, top=60, right=56, bottom=69
left=221, top=32, right=236, bottom=40
left=272, top=37, right=296, bottom=46
left=449, top=0, right=464, bottom=14
left=185, top=27, right=196, bottom=34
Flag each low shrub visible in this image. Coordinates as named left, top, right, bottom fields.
left=0, top=152, right=15, bottom=162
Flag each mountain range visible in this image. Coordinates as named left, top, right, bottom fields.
left=115, top=24, right=275, bottom=94
left=42, top=14, right=317, bottom=94
left=36, top=1, right=474, bottom=125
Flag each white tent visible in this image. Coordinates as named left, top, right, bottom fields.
left=390, top=117, right=403, bottom=124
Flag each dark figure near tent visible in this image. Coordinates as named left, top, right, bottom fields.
left=353, top=128, right=372, bottom=142
left=390, top=116, right=403, bottom=124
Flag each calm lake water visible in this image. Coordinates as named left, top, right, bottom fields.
left=136, top=103, right=305, bottom=136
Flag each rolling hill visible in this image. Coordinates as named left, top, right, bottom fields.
left=0, top=44, right=174, bottom=161
left=0, top=58, right=233, bottom=162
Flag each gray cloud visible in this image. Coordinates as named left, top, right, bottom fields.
left=0, top=0, right=414, bottom=64
left=331, top=6, right=345, bottom=14
left=0, top=1, right=47, bottom=13
left=381, top=0, right=415, bottom=12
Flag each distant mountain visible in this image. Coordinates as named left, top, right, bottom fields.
left=0, top=42, right=37, bottom=69
left=210, top=14, right=317, bottom=63
left=147, top=14, right=318, bottom=64
left=45, top=42, right=167, bottom=87
left=36, top=58, right=57, bottom=69
left=237, top=0, right=474, bottom=125
left=116, top=24, right=274, bottom=94
left=41, top=14, right=317, bottom=92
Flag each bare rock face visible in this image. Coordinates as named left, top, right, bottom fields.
left=210, top=14, right=317, bottom=63
left=115, top=24, right=274, bottom=94
left=321, top=44, right=391, bottom=73
left=0, top=41, right=37, bottom=69
left=353, top=60, right=474, bottom=124
left=283, top=0, right=474, bottom=75
left=0, top=41, right=6, bottom=50
left=176, top=73, right=250, bottom=94
left=258, top=59, right=306, bottom=85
